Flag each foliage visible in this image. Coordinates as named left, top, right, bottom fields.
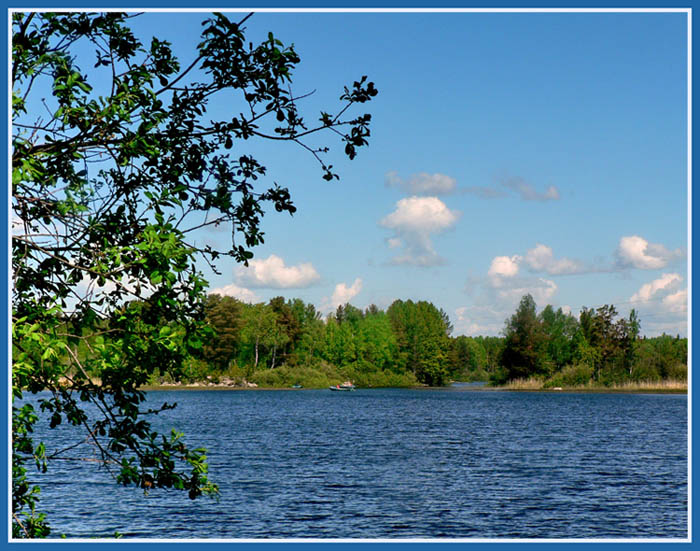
left=12, top=11, right=376, bottom=537
left=250, top=361, right=340, bottom=388
left=501, top=294, right=548, bottom=380
left=495, top=295, right=684, bottom=388
left=203, top=295, right=243, bottom=369
left=579, top=305, right=636, bottom=384
left=387, top=299, right=451, bottom=386
left=544, top=363, right=594, bottom=389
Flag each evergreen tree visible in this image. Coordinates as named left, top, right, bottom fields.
left=501, top=294, right=547, bottom=380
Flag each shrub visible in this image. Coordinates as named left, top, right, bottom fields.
left=461, top=368, right=490, bottom=383
left=344, top=367, right=418, bottom=388
left=488, top=367, right=509, bottom=386
left=630, top=362, right=661, bottom=382
left=556, top=363, right=594, bottom=387
left=250, top=362, right=343, bottom=388
left=666, top=362, right=687, bottom=382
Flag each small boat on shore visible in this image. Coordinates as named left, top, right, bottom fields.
left=329, top=382, right=356, bottom=391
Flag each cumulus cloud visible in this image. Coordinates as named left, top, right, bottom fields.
left=235, top=254, right=320, bottom=288
left=489, top=244, right=600, bottom=278
left=209, top=282, right=259, bottom=303
left=456, top=275, right=560, bottom=336
left=380, top=196, right=460, bottom=266
left=330, top=278, right=363, bottom=308
left=385, top=171, right=456, bottom=195
left=501, top=176, right=560, bottom=201
left=630, top=273, right=683, bottom=303
left=488, top=255, right=521, bottom=279
left=493, top=277, right=558, bottom=305
left=486, top=253, right=559, bottom=311
left=454, top=305, right=506, bottom=336
left=627, top=273, right=687, bottom=335
left=663, top=289, right=688, bottom=315
left=616, top=235, right=684, bottom=270
left=524, top=244, right=585, bottom=275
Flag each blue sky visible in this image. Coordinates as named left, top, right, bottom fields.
left=126, top=10, right=688, bottom=337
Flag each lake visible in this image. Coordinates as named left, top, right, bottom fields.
left=28, top=388, right=688, bottom=539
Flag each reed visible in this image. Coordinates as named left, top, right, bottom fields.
left=502, top=377, right=545, bottom=390
left=607, top=379, right=687, bottom=392
left=498, top=377, right=687, bottom=392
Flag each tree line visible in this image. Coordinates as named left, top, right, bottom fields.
left=184, top=295, right=456, bottom=387
left=151, top=292, right=686, bottom=389
left=496, top=294, right=686, bottom=386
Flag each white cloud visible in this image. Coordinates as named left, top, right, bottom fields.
left=524, top=243, right=584, bottom=275
left=630, top=273, right=683, bottom=303
left=662, top=289, right=688, bottom=315
left=616, top=235, right=683, bottom=270
left=454, top=305, right=505, bottom=336
left=209, top=283, right=259, bottom=303
left=502, top=177, right=560, bottom=201
left=380, top=196, right=460, bottom=266
left=487, top=255, right=559, bottom=304
left=494, top=277, right=558, bottom=305
left=488, top=255, right=521, bottom=279
left=387, top=237, right=402, bottom=249
left=330, top=278, right=363, bottom=308
left=235, top=254, right=320, bottom=288
left=385, top=171, right=456, bottom=195
left=320, top=278, right=363, bottom=312
left=455, top=275, right=559, bottom=336
left=627, top=273, right=687, bottom=336
left=489, top=245, right=585, bottom=281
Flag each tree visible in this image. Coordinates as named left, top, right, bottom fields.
left=579, top=305, right=635, bottom=383
left=290, top=299, right=324, bottom=365
left=449, top=336, right=488, bottom=379
left=239, top=303, right=286, bottom=371
left=12, top=11, right=377, bottom=537
left=268, top=296, right=301, bottom=364
left=501, top=294, right=548, bottom=380
left=538, top=304, right=579, bottom=370
left=355, top=310, right=399, bottom=371
left=387, top=299, right=451, bottom=386
left=203, top=294, right=243, bottom=369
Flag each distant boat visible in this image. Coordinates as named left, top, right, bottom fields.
left=329, top=383, right=356, bottom=391
left=291, top=384, right=303, bottom=389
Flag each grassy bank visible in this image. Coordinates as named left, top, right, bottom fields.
left=499, top=377, right=687, bottom=393
left=141, top=362, right=419, bottom=390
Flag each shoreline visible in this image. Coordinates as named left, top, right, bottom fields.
left=139, top=383, right=687, bottom=394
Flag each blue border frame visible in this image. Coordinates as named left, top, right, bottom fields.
left=3, top=2, right=694, bottom=549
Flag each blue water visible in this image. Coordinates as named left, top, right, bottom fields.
left=27, top=388, right=687, bottom=539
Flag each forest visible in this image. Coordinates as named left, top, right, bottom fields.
left=135, top=293, right=687, bottom=390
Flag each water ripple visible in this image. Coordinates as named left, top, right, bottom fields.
left=27, top=389, right=687, bottom=539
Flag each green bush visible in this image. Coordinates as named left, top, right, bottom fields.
left=460, top=368, right=490, bottom=383
left=181, top=358, right=211, bottom=383
left=630, top=362, right=661, bottom=382
left=557, top=363, right=594, bottom=387
left=344, top=366, right=418, bottom=388
left=221, top=362, right=248, bottom=383
left=488, top=367, right=509, bottom=386
left=666, top=362, right=687, bottom=382
left=250, top=362, right=343, bottom=388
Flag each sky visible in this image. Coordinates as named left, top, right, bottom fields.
left=122, top=10, right=688, bottom=337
